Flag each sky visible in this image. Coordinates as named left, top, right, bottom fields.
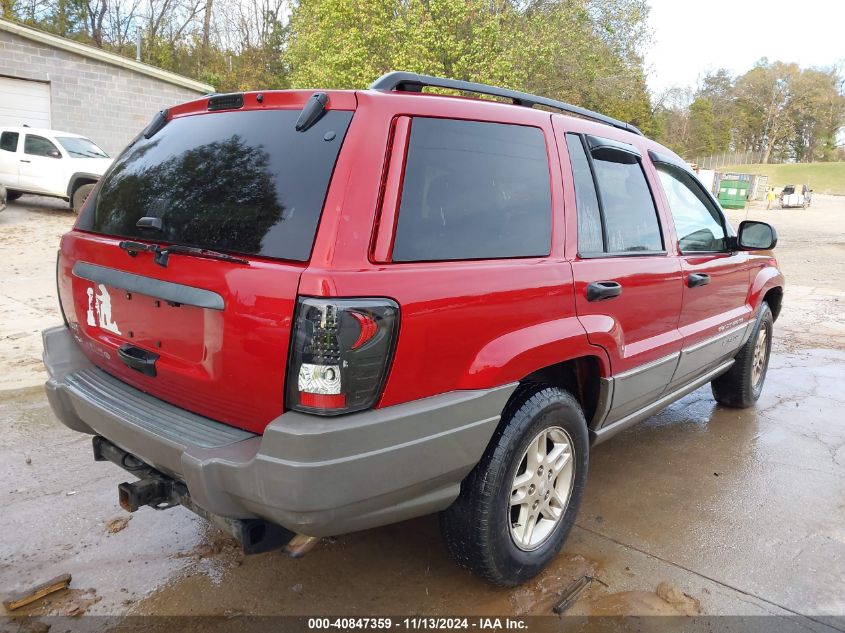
left=644, top=0, right=845, bottom=94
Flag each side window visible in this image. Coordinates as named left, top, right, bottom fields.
left=24, top=135, right=61, bottom=158
left=391, top=118, right=551, bottom=262
left=565, top=134, right=603, bottom=254
left=0, top=132, right=19, bottom=152
left=565, top=133, right=663, bottom=255
left=656, top=165, right=727, bottom=252
left=592, top=158, right=663, bottom=253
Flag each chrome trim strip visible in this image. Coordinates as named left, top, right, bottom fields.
left=73, top=262, right=225, bottom=311
left=683, top=322, right=748, bottom=354
left=591, top=359, right=734, bottom=445
left=614, top=350, right=681, bottom=380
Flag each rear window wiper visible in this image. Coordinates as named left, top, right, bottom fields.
left=118, top=240, right=249, bottom=267
left=154, top=244, right=250, bottom=267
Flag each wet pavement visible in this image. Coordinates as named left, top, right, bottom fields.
left=1, top=194, right=845, bottom=624
left=1, top=349, right=843, bottom=622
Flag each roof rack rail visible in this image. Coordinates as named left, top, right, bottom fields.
left=369, top=71, right=643, bottom=136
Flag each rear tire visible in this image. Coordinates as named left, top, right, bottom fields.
left=440, top=384, right=589, bottom=586
left=711, top=303, right=774, bottom=408
left=72, top=183, right=95, bottom=214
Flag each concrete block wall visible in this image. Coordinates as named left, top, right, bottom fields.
left=0, top=29, right=205, bottom=155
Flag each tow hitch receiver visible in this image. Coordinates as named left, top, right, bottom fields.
left=92, top=435, right=182, bottom=511
left=118, top=478, right=177, bottom=512
left=92, top=435, right=296, bottom=555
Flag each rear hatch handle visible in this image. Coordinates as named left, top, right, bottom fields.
left=117, top=344, right=159, bottom=377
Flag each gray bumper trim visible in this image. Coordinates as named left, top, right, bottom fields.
left=64, top=368, right=255, bottom=449
left=43, top=325, right=515, bottom=536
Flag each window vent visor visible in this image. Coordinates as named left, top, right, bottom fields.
left=287, top=297, right=399, bottom=416
left=208, top=93, right=244, bottom=111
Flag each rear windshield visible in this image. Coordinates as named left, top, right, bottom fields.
left=77, top=108, right=353, bottom=262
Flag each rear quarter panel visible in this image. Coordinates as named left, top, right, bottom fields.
left=301, top=92, right=606, bottom=406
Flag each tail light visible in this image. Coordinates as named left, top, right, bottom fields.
left=287, top=297, right=399, bottom=415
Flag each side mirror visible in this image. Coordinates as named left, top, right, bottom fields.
left=738, top=220, right=777, bottom=250
left=49, top=150, right=61, bottom=158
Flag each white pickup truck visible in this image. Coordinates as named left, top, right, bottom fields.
left=0, top=127, right=112, bottom=212
left=779, top=184, right=812, bottom=209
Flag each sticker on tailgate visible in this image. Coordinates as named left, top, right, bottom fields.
left=86, top=284, right=122, bottom=334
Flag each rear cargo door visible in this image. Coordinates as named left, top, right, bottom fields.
left=59, top=103, right=354, bottom=433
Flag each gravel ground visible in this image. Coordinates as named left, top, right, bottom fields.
left=1, top=192, right=844, bottom=625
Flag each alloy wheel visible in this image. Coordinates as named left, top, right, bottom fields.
left=752, top=325, right=769, bottom=387
left=509, top=426, right=576, bottom=551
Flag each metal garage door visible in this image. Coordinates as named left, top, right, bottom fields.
left=0, top=77, right=51, bottom=128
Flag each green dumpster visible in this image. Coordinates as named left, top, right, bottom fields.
left=717, top=179, right=749, bottom=209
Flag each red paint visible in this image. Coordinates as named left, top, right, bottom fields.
left=371, top=116, right=411, bottom=263
left=57, top=87, right=783, bottom=434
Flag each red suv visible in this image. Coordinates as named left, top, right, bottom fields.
left=43, top=72, right=784, bottom=586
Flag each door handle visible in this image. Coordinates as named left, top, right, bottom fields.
left=117, top=344, right=159, bottom=377
left=687, top=273, right=711, bottom=288
left=586, top=280, right=623, bottom=302
left=20, top=159, right=31, bottom=163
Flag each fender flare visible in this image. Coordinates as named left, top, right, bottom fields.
left=747, top=265, right=784, bottom=315
left=460, top=316, right=611, bottom=389
left=66, top=172, right=101, bottom=198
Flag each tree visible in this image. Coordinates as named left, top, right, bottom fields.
left=652, top=86, right=694, bottom=154
left=284, top=0, right=655, bottom=131
left=788, top=68, right=845, bottom=162
left=11, top=0, right=840, bottom=163
left=687, top=97, right=717, bottom=156
left=654, top=62, right=845, bottom=164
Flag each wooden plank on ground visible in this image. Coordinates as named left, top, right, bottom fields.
left=3, top=573, right=72, bottom=611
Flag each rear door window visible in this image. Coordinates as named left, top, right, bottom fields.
left=565, top=133, right=663, bottom=255
left=77, top=109, right=353, bottom=262
left=565, top=134, right=603, bottom=254
left=0, top=132, right=19, bottom=152
left=592, top=158, right=662, bottom=253
left=391, top=118, right=551, bottom=262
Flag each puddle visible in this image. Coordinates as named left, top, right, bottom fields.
left=2, top=349, right=844, bottom=618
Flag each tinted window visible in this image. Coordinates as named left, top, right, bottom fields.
left=77, top=109, right=353, bottom=262
left=591, top=157, right=662, bottom=253
left=24, top=135, right=60, bottom=158
left=565, top=134, right=603, bottom=254
left=0, top=132, right=18, bottom=152
left=657, top=166, right=726, bottom=252
left=392, top=118, right=551, bottom=262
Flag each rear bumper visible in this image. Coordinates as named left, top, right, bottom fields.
left=43, top=326, right=514, bottom=536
